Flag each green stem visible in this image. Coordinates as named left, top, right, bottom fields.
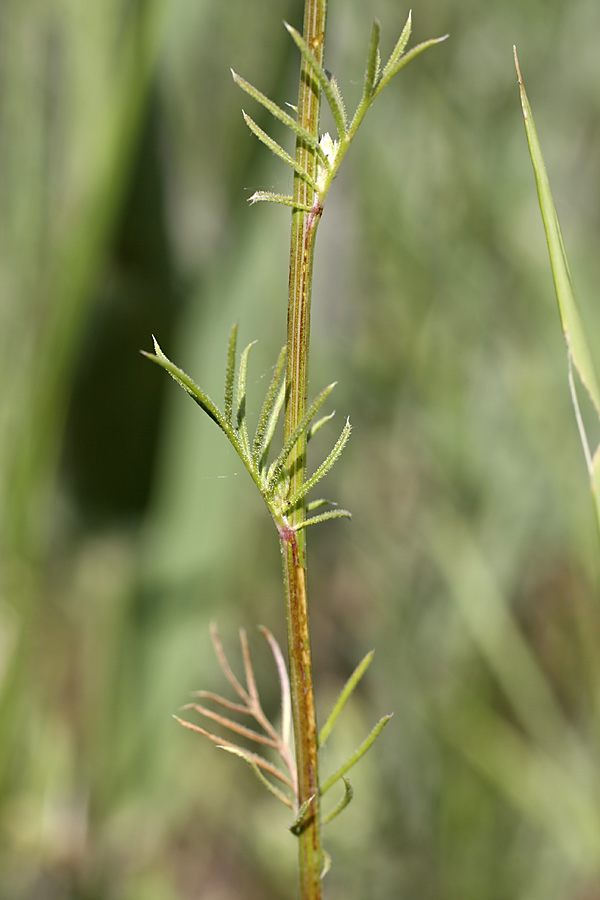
left=283, top=1, right=327, bottom=897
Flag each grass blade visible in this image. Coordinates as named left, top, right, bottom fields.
left=514, top=48, right=600, bottom=524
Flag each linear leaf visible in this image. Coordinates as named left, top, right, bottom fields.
left=219, top=746, right=294, bottom=809
left=266, top=383, right=337, bottom=495
left=328, top=75, right=348, bottom=134
left=235, top=340, right=256, bottom=456
left=290, top=793, right=316, bottom=835
left=374, top=35, right=449, bottom=100
left=260, top=626, right=292, bottom=753
left=284, top=22, right=348, bottom=139
left=307, top=410, right=335, bottom=441
left=380, top=11, right=412, bottom=84
left=143, top=338, right=224, bottom=430
left=322, top=778, right=354, bottom=826
left=224, top=323, right=238, bottom=425
left=257, top=381, right=286, bottom=477
left=182, top=702, right=277, bottom=749
left=253, top=346, right=286, bottom=468
left=363, top=19, right=381, bottom=100
left=232, top=69, right=327, bottom=164
left=286, top=418, right=351, bottom=508
left=293, top=508, right=352, bottom=532
left=320, top=715, right=393, bottom=796
left=306, top=498, right=333, bottom=512
left=174, top=716, right=294, bottom=789
left=242, top=112, right=319, bottom=191
left=319, top=651, right=374, bottom=748
left=248, top=190, right=313, bottom=211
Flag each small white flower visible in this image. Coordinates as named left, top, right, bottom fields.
left=316, top=132, right=339, bottom=193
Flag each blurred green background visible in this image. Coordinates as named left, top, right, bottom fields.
left=2, top=0, right=600, bottom=897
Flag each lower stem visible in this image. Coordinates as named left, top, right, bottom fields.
left=281, top=526, right=322, bottom=899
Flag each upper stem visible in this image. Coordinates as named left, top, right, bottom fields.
left=283, top=1, right=327, bottom=898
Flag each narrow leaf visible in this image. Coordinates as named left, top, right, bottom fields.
left=374, top=35, right=449, bottom=101
left=252, top=346, right=286, bottom=468
left=232, top=70, right=328, bottom=164
left=363, top=19, right=381, bottom=100
left=143, top=338, right=224, bottom=430
left=319, top=650, right=374, bottom=748
left=235, top=340, right=256, bottom=456
left=284, top=22, right=348, bottom=139
left=322, top=778, right=354, bottom=826
left=239, top=628, right=259, bottom=706
left=242, top=111, right=319, bottom=191
left=260, top=626, right=292, bottom=752
left=306, top=498, right=334, bottom=511
left=182, top=702, right=276, bottom=749
left=257, top=381, right=286, bottom=477
left=290, top=793, right=316, bottom=835
left=293, top=508, right=352, bottom=532
left=286, top=418, right=351, bottom=508
left=219, top=746, right=294, bottom=809
left=224, top=323, right=238, bottom=425
left=328, top=75, right=348, bottom=134
left=307, top=410, right=335, bottom=441
left=380, top=11, right=412, bottom=84
left=320, top=714, right=393, bottom=796
left=248, top=190, right=313, bottom=211
left=210, top=622, right=250, bottom=705
left=174, top=715, right=294, bottom=789
left=266, top=382, right=337, bottom=494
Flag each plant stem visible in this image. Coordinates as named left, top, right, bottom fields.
left=282, top=1, right=327, bottom=897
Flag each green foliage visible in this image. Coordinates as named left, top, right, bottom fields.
left=232, top=13, right=448, bottom=209
left=515, top=49, right=600, bottom=530
left=143, top=326, right=351, bottom=532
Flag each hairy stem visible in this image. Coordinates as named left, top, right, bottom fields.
left=283, top=1, right=327, bottom=897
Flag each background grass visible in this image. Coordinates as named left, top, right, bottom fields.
left=2, top=0, right=600, bottom=898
